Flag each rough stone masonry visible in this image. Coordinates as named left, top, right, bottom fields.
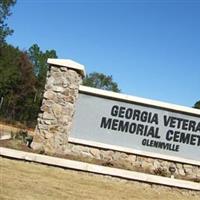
left=34, top=59, right=85, bottom=153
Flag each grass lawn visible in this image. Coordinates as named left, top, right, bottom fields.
left=0, top=157, right=199, bottom=200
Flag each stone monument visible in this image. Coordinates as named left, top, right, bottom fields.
left=34, top=59, right=85, bottom=153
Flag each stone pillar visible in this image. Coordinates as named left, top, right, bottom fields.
left=34, top=59, right=85, bottom=153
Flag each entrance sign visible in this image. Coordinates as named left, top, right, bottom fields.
left=70, top=86, right=200, bottom=163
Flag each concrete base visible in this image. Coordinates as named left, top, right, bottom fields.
left=0, top=147, right=199, bottom=191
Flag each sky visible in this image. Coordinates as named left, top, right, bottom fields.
left=6, top=0, right=200, bottom=108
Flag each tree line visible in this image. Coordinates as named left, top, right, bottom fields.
left=0, top=1, right=59, bottom=126
left=0, top=42, right=57, bottom=127
left=0, top=1, right=199, bottom=128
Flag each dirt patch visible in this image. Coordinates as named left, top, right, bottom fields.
left=0, top=139, right=32, bottom=152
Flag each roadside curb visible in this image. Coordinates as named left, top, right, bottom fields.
left=0, top=147, right=199, bottom=191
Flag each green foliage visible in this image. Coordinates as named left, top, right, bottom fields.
left=28, top=44, right=57, bottom=89
left=0, top=43, right=58, bottom=127
left=82, top=72, right=120, bottom=92
left=28, top=44, right=57, bottom=115
left=28, top=44, right=57, bottom=77
left=12, top=129, right=33, bottom=147
left=194, top=100, right=200, bottom=109
left=0, top=44, right=37, bottom=126
left=0, top=44, right=21, bottom=97
left=0, top=1, right=58, bottom=127
left=0, top=0, right=16, bottom=45
left=153, top=167, right=168, bottom=177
